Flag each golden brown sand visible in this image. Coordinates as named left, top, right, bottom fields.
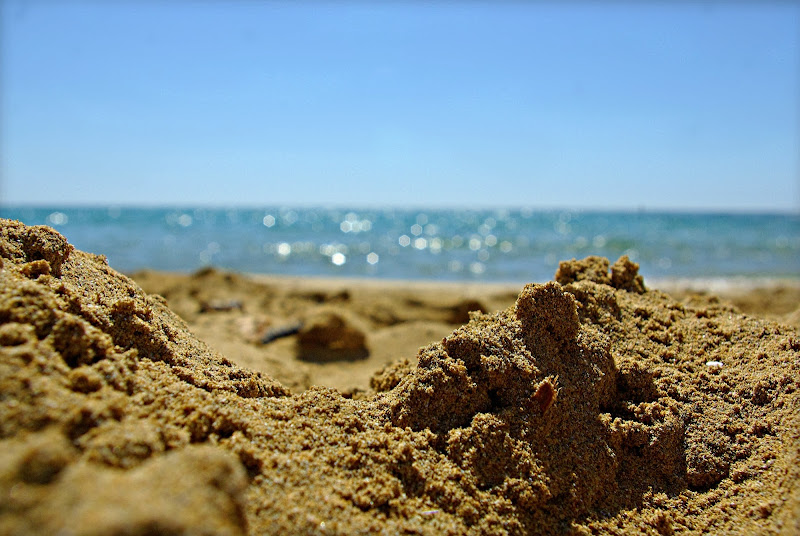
left=1, top=218, right=798, bottom=535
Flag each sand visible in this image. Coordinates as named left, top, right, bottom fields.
left=1, top=218, right=798, bottom=535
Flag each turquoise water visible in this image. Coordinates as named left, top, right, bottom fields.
left=2, top=206, right=798, bottom=284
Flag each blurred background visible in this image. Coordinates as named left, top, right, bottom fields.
left=1, top=2, right=798, bottom=281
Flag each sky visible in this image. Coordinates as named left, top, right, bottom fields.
left=1, top=1, right=799, bottom=211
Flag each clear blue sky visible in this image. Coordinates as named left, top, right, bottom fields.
left=2, top=1, right=798, bottom=211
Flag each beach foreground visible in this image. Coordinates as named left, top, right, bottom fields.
left=1, top=219, right=798, bottom=535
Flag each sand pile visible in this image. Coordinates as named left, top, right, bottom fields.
left=0, top=219, right=798, bottom=535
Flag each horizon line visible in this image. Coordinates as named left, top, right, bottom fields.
left=2, top=201, right=798, bottom=217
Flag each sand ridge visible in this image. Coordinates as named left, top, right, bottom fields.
left=0, top=219, right=798, bottom=535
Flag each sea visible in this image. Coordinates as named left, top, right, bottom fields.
left=1, top=206, right=798, bottom=287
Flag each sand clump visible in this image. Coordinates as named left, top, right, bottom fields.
left=295, top=307, right=370, bottom=362
left=0, top=219, right=799, bottom=535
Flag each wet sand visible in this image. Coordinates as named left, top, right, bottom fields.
left=1, top=219, right=798, bottom=535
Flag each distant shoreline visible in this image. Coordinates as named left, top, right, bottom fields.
left=132, top=266, right=800, bottom=293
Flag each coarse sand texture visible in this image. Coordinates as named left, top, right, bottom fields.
left=0, top=219, right=798, bottom=535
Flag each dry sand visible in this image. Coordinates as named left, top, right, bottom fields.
left=1, top=218, right=798, bottom=535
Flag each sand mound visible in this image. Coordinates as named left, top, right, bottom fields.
left=1, top=220, right=798, bottom=535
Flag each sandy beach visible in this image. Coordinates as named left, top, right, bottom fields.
left=129, top=269, right=800, bottom=397
left=1, top=218, right=798, bottom=535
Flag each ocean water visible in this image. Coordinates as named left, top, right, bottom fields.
left=2, top=206, right=798, bottom=285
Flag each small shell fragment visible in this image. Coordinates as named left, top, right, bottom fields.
left=705, top=360, right=724, bottom=372
left=532, top=379, right=557, bottom=413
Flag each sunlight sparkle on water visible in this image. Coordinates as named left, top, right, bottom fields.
left=47, top=212, right=68, bottom=226
left=340, top=212, right=372, bottom=233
